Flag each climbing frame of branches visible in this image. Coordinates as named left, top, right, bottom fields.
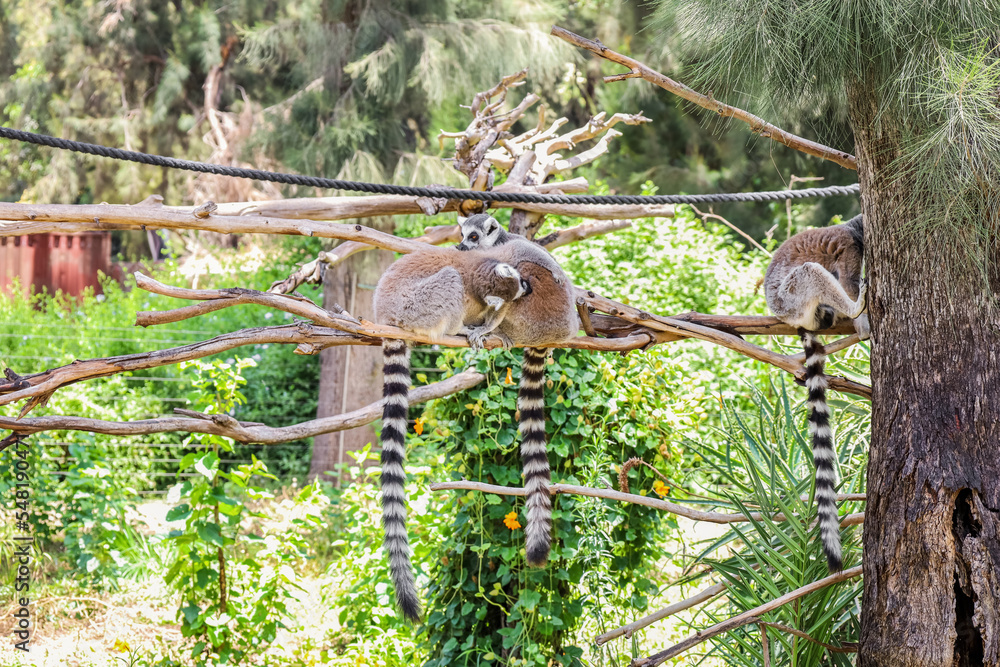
left=0, top=71, right=870, bottom=664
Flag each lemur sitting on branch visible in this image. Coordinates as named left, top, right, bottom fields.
left=763, top=214, right=868, bottom=572
left=373, top=248, right=529, bottom=621
left=456, top=214, right=580, bottom=568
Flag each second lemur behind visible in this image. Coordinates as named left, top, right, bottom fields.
left=456, top=214, right=579, bottom=567
left=374, top=248, right=529, bottom=621
left=763, top=214, right=868, bottom=572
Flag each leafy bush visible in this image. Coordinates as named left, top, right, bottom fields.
left=687, top=380, right=868, bottom=666
left=163, top=358, right=328, bottom=665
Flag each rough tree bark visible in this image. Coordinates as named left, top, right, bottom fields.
left=850, top=82, right=1000, bottom=666
left=308, top=219, right=395, bottom=482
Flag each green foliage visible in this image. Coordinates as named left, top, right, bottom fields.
left=418, top=348, right=672, bottom=666
left=651, top=0, right=1000, bottom=270
left=317, top=444, right=446, bottom=665
left=685, top=380, right=868, bottom=666
left=163, top=357, right=328, bottom=666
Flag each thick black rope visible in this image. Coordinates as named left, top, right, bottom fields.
left=0, top=126, right=860, bottom=205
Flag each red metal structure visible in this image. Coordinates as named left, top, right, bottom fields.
left=0, top=232, right=112, bottom=298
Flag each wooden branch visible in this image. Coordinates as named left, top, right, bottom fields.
left=0, top=193, right=672, bottom=242
left=580, top=290, right=872, bottom=399
left=596, top=581, right=728, bottom=645
left=269, top=218, right=632, bottom=295
left=690, top=204, right=771, bottom=256
left=134, top=273, right=656, bottom=354
left=200, top=179, right=589, bottom=216
left=0, top=324, right=373, bottom=408
left=537, top=219, right=632, bottom=250
left=759, top=621, right=858, bottom=653
left=632, top=565, right=863, bottom=667
left=0, top=371, right=486, bottom=444
left=267, top=223, right=462, bottom=294
left=551, top=26, right=858, bottom=171
left=0, top=202, right=433, bottom=251
left=429, top=480, right=864, bottom=528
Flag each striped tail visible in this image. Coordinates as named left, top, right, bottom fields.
left=801, top=330, right=842, bottom=571
left=519, top=347, right=552, bottom=567
left=380, top=338, right=421, bottom=621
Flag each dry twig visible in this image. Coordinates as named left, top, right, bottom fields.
left=631, top=565, right=863, bottom=666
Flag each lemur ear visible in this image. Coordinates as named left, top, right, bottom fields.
left=485, top=217, right=499, bottom=235
left=495, top=263, right=518, bottom=279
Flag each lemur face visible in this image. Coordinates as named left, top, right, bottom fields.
left=456, top=214, right=501, bottom=250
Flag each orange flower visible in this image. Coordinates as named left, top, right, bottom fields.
left=503, top=511, right=521, bottom=530
left=653, top=480, right=670, bottom=497
left=413, top=417, right=425, bottom=435
left=505, top=367, right=514, bottom=385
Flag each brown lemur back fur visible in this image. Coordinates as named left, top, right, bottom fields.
left=764, top=214, right=868, bottom=571
left=373, top=247, right=529, bottom=621
left=457, top=214, right=579, bottom=567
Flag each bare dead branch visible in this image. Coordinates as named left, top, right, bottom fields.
left=0, top=324, right=375, bottom=408
left=1, top=371, right=486, bottom=444
left=759, top=621, right=858, bottom=654
left=580, top=290, right=871, bottom=399
left=270, top=218, right=632, bottom=296
left=596, top=581, right=729, bottom=645
left=632, top=565, right=863, bottom=666
left=576, top=298, right=598, bottom=338
left=429, top=480, right=864, bottom=528
left=551, top=26, right=858, bottom=171
left=690, top=204, right=771, bottom=256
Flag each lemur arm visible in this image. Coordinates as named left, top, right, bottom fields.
left=461, top=298, right=515, bottom=350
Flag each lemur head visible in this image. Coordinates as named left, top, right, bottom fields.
left=493, top=262, right=531, bottom=303
left=456, top=214, right=505, bottom=250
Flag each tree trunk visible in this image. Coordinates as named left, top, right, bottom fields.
left=309, top=225, right=395, bottom=482
left=849, top=84, right=1000, bottom=666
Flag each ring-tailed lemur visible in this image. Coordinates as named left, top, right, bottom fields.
left=763, top=214, right=868, bottom=571
left=456, top=214, right=579, bottom=567
left=373, top=248, right=529, bottom=621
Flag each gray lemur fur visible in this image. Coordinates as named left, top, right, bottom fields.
left=374, top=247, right=530, bottom=349
left=456, top=213, right=579, bottom=568
left=763, top=214, right=868, bottom=573
left=372, top=247, right=528, bottom=622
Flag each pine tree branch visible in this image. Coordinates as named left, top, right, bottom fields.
left=550, top=26, right=858, bottom=171
left=631, top=565, right=863, bottom=667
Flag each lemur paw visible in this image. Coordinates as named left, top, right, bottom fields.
left=496, top=332, right=514, bottom=350
left=851, top=280, right=869, bottom=319
left=461, top=327, right=488, bottom=351
left=853, top=313, right=871, bottom=341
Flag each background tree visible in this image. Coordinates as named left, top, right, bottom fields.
left=649, top=2, right=1000, bottom=663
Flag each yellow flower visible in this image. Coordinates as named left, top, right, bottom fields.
left=653, top=480, right=670, bottom=497
left=113, top=638, right=131, bottom=653
left=413, top=417, right=424, bottom=435
left=504, top=511, right=522, bottom=530
left=505, top=368, right=514, bottom=385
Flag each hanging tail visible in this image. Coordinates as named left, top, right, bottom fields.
left=380, top=338, right=420, bottom=620
left=519, top=347, right=552, bottom=566
left=800, top=330, right=842, bottom=571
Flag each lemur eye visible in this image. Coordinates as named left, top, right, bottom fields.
left=470, top=233, right=479, bottom=241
